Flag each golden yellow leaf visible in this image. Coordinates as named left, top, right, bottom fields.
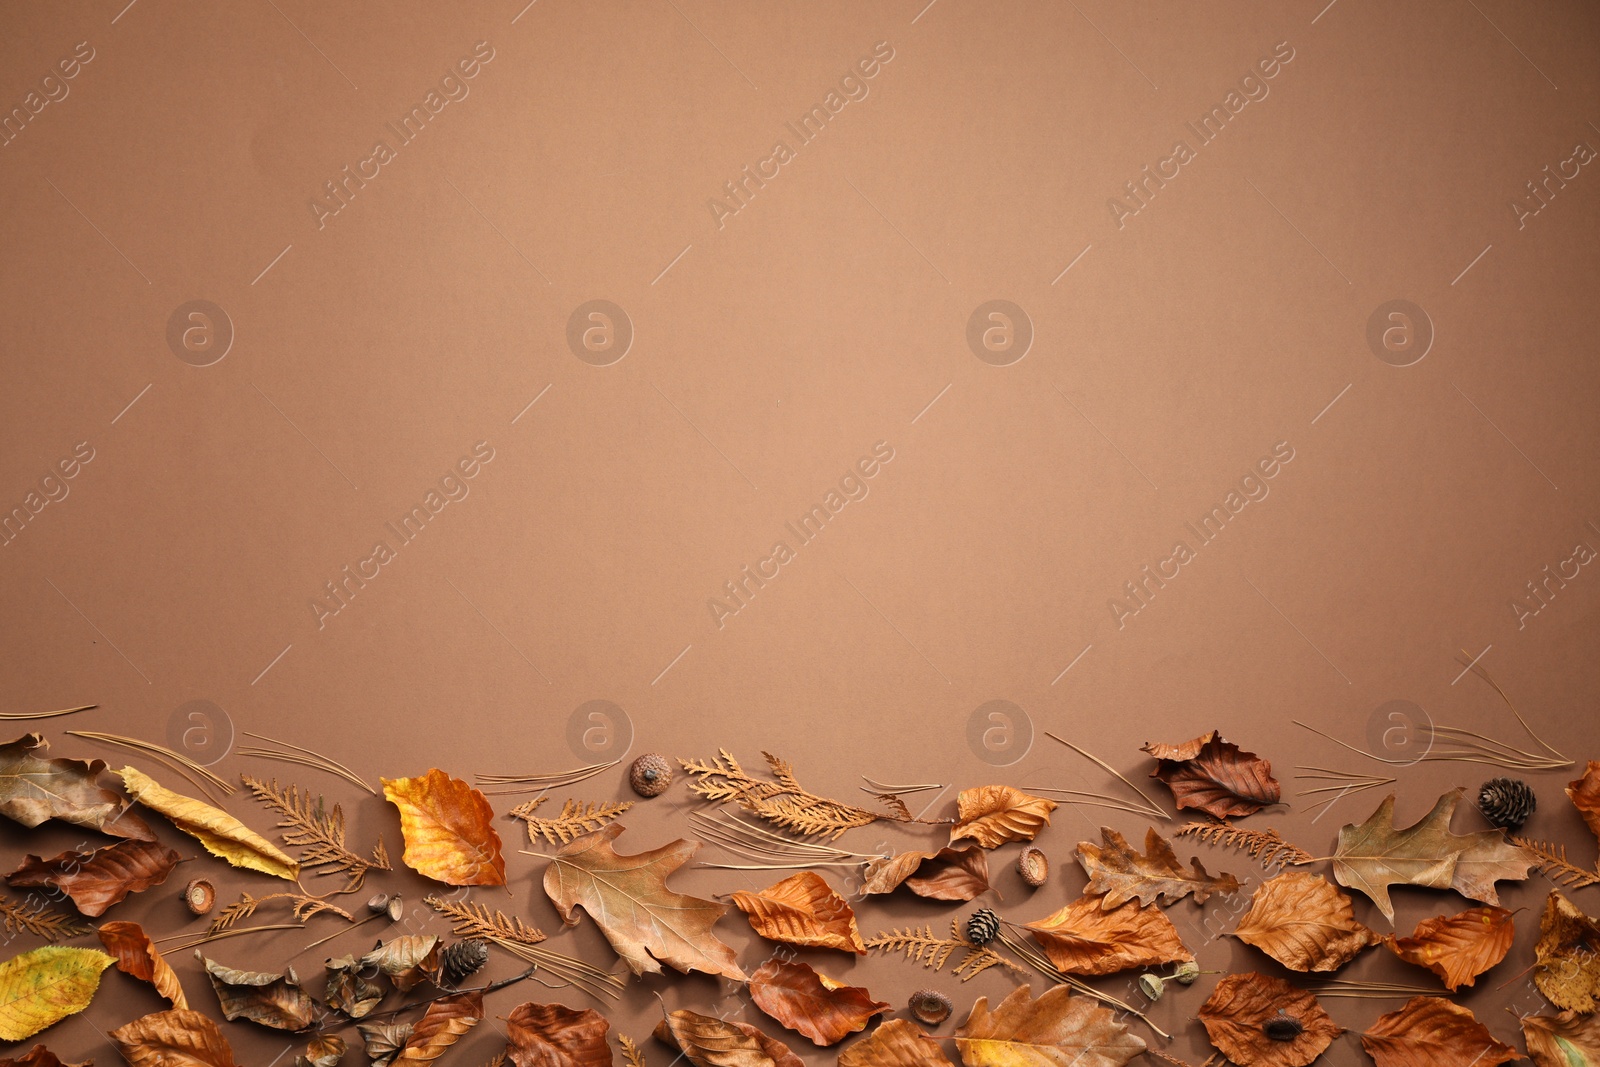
left=950, top=786, right=1056, bottom=848
left=0, top=946, right=115, bottom=1042
left=953, top=984, right=1145, bottom=1067
left=116, top=767, right=298, bottom=881
left=382, top=770, right=505, bottom=886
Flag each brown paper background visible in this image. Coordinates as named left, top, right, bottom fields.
left=3, top=0, right=1599, bottom=1062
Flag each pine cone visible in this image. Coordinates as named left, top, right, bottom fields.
left=629, top=753, right=673, bottom=797
left=1477, top=777, right=1536, bottom=831
left=965, top=907, right=1000, bottom=947
left=439, top=938, right=488, bottom=986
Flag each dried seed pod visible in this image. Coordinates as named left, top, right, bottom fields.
left=629, top=753, right=673, bottom=797
left=1262, top=1011, right=1305, bottom=1042
left=384, top=895, right=404, bottom=922
left=908, top=988, right=952, bottom=1025
left=366, top=894, right=391, bottom=916
left=183, top=878, right=215, bottom=915
left=965, top=907, right=1000, bottom=947
left=1171, top=960, right=1202, bottom=985
left=1017, top=846, right=1049, bottom=888
left=1138, top=973, right=1165, bottom=1002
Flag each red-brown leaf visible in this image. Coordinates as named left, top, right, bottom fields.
left=7, top=841, right=179, bottom=917
left=505, top=1002, right=611, bottom=1067
left=1384, top=906, right=1514, bottom=991
left=1143, top=731, right=1279, bottom=819
left=1360, top=996, right=1519, bottom=1067
left=1198, top=972, right=1341, bottom=1067
left=98, top=921, right=187, bottom=1008
left=110, top=1008, right=241, bottom=1067
left=747, top=958, right=889, bottom=1047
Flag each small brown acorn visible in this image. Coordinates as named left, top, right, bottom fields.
left=908, top=988, right=952, bottom=1025
left=183, top=878, right=215, bottom=915
left=1017, top=846, right=1048, bottom=888
left=629, top=753, right=673, bottom=797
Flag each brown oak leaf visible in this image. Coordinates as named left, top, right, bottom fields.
left=543, top=823, right=744, bottom=980
left=392, top=991, right=483, bottom=1067
left=0, top=1046, right=91, bottom=1067
left=382, top=770, right=505, bottom=886
left=1360, top=996, right=1519, bottom=1067
left=98, top=921, right=186, bottom=1008
left=1535, top=889, right=1600, bottom=1013
left=1568, top=762, right=1600, bottom=846
left=198, top=954, right=315, bottom=1031
left=1077, top=826, right=1240, bottom=909
left=0, top=734, right=152, bottom=841
left=1142, top=730, right=1279, bottom=819
left=1522, top=1011, right=1600, bottom=1067
left=1197, top=973, right=1340, bottom=1067
left=953, top=984, right=1145, bottom=1067
left=7, top=840, right=180, bottom=917
left=505, top=1002, right=612, bottom=1067
left=747, top=958, right=889, bottom=1047
left=837, top=1019, right=953, bottom=1067
left=653, top=1009, right=804, bottom=1067
left=1024, top=895, right=1192, bottom=976
left=861, top=847, right=993, bottom=902
left=730, top=872, right=867, bottom=953
left=949, top=786, right=1056, bottom=848
left=1384, top=906, right=1514, bottom=991
left=1231, top=871, right=1377, bottom=972
left=110, top=1008, right=241, bottom=1067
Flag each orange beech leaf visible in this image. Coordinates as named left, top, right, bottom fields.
left=97, top=921, right=186, bottom=1009
left=949, top=786, right=1056, bottom=848
left=1384, top=906, right=1514, bottom=991
left=1197, top=972, right=1341, bottom=1067
left=1024, top=895, right=1192, bottom=976
left=1521, top=1010, right=1600, bottom=1067
left=505, top=1002, right=612, bottom=1067
left=1567, top=761, right=1600, bottom=846
left=1141, top=730, right=1279, bottom=820
left=8, top=841, right=180, bottom=917
left=1077, top=826, right=1240, bottom=909
left=0, top=733, right=153, bottom=841
left=747, top=958, right=889, bottom=1047
left=392, top=991, right=483, bottom=1067
left=953, top=984, right=1145, bottom=1067
left=111, top=1008, right=241, bottom=1067
left=653, top=1008, right=803, bottom=1067
left=1231, top=871, right=1377, bottom=973
left=1360, top=996, right=1519, bottom=1067
left=0, top=1046, right=91, bottom=1067
left=381, top=770, right=505, bottom=886
left=837, top=1019, right=953, bottom=1067
left=1535, top=889, right=1600, bottom=1012
left=861, top=847, right=993, bottom=902
left=730, top=872, right=867, bottom=953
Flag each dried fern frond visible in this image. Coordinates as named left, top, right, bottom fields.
left=241, top=775, right=390, bottom=891
left=1175, top=822, right=1313, bottom=867
left=509, top=797, right=633, bottom=846
left=1515, top=837, right=1600, bottom=888
left=618, top=1035, right=645, bottom=1067
left=424, top=894, right=545, bottom=945
left=680, top=749, right=911, bottom=839
left=0, top=894, right=90, bottom=941
left=864, top=921, right=1020, bottom=981
left=209, top=892, right=355, bottom=935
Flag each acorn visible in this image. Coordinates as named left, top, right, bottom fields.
left=183, top=878, right=215, bottom=915
left=1017, top=846, right=1049, bottom=888
left=908, top=989, right=952, bottom=1025
left=965, top=907, right=1001, bottom=947
left=1262, top=1011, right=1305, bottom=1042
left=1171, top=960, right=1202, bottom=985
left=439, top=938, right=488, bottom=986
left=1477, top=777, right=1536, bottom=831
left=629, top=753, right=673, bottom=797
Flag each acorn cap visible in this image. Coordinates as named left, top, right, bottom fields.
left=908, top=988, right=952, bottom=1025
left=1017, top=846, right=1048, bottom=888
left=629, top=753, right=673, bottom=797
left=183, top=878, right=215, bottom=915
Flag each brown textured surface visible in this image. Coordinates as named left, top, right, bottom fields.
left=2, top=1, right=1599, bottom=1063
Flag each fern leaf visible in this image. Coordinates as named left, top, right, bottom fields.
left=510, top=798, right=633, bottom=846
left=1515, top=837, right=1600, bottom=887
left=1175, top=822, right=1312, bottom=867
left=0, top=894, right=89, bottom=942
left=424, top=894, right=546, bottom=945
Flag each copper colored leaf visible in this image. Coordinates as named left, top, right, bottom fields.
left=358, top=1022, right=414, bottom=1067
left=98, top=922, right=186, bottom=1009
left=1360, top=996, right=1519, bottom=1067
left=382, top=770, right=506, bottom=887
left=110, top=1008, right=241, bottom=1067
left=1231, top=871, right=1377, bottom=973
left=1077, top=826, right=1240, bottom=909
left=392, top=991, right=483, bottom=1067
left=1024, top=896, right=1191, bottom=977
left=0, top=1045, right=91, bottom=1067
left=730, top=872, right=866, bottom=953
left=1568, top=762, right=1600, bottom=846
left=1535, top=889, right=1600, bottom=1013
left=0, top=946, right=114, bottom=1042
left=0, top=733, right=153, bottom=841
left=297, top=1034, right=346, bottom=1067
left=198, top=955, right=314, bottom=1031
left=747, top=958, right=889, bottom=1047
left=1522, top=1011, right=1600, bottom=1067
left=861, top=847, right=993, bottom=903
left=1384, top=906, right=1514, bottom=991
left=360, top=936, right=440, bottom=994
left=542, top=823, right=744, bottom=980
left=1142, top=730, right=1279, bottom=820
left=505, top=1002, right=612, bottom=1067
left=117, top=768, right=298, bottom=881
left=837, top=1019, right=954, bottom=1067
left=952, top=983, right=1145, bottom=1067
left=653, top=1009, right=804, bottom=1067
left=8, top=841, right=180, bottom=918
left=1197, top=973, right=1340, bottom=1067
left=949, top=786, right=1056, bottom=849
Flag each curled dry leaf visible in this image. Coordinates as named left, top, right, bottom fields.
left=0, top=946, right=114, bottom=1042
left=837, top=1019, right=953, bottom=1067
left=1535, top=889, right=1600, bottom=1013
left=360, top=935, right=441, bottom=993
left=110, top=1008, right=240, bottom=1067
left=1077, top=826, right=1240, bottom=909
left=392, top=991, right=484, bottom=1067
left=382, top=769, right=506, bottom=887
left=7, top=841, right=180, bottom=917
left=862, top=847, right=992, bottom=903
left=325, top=954, right=384, bottom=1018
left=1521, top=1011, right=1600, bottom=1067
left=0, top=1046, right=90, bottom=1067
left=953, top=984, right=1145, bottom=1067
left=949, top=786, right=1056, bottom=849
left=747, top=958, right=889, bottom=1047
left=505, top=1002, right=611, bottom=1067
left=358, top=1022, right=415, bottom=1067
left=297, top=1034, right=346, bottom=1067
left=542, top=823, right=745, bottom=981
left=1024, top=896, right=1192, bottom=977
left=1142, top=730, right=1280, bottom=819
left=1360, top=996, right=1519, bottom=1067
left=198, top=954, right=315, bottom=1031
left=1384, top=906, right=1514, bottom=991
left=117, top=767, right=298, bottom=881
left=730, top=871, right=866, bottom=953
left=97, top=921, right=186, bottom=1009
left=653, top=1008, right=804, bottom=1067
left=0, top=733, right=153, bottom=841
left=1231, top=871, right=1377, bottom=973
left=1568, top=761, right=1600, bottom=846
left=1197, top=973, right=1340, bottom=1067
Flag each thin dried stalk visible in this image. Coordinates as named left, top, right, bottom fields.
left=510, top=797, right=632, bottom=846
left=296, top=911, right=384, bottom=954
left=681, top=749, right=916, bottom=839
left=1175, top=822, right=1313, bottom=867
left=1308, top=978, right=1441, bottom=998
left=859, top=777, right=943, bottom=796
left=240, top=775, right=390, bottom=890
left=1293, top=766, right=1397, bottom=819
left=689, top=811, right=879, bottom=870
left=1021, top=787, right=1169, bottom=819
left=477, top=759, right=620, bottom=795
left=240, top=731, right=375, bottom=794
left=1043, top=732, right=1169, bottom=819
left=1462, top=655, right=1571, bottom=765
left=0, top=894, right=90, bottom=941
left=0, top=703, right=96, bottom=720
left=1292, top=719, right=1567, bottom=772
left=66, top=730, right=232, bottom=797
left=1515, top=838, right=1600, bottom=888
left=162, top=923, right=305, bottom=951
left=993, top=929, right=1169, bottom=1040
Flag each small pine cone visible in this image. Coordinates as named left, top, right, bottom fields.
left=1477, top=777, right=1536, bottom=831
left=1017, top=847, right=1048, bottom=888
left=629, top=753, right=673, bottom=797
left=908, top=989, right=952, bottom=1025
left=965, top=907, right=1000, bottom=947
left=439, top=938, right=488, bottom=986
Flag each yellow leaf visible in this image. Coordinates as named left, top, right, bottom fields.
left=116, top=767, right=299, bottom=881
left=0, top=946, right=115, bottom=1042
left=382, top=770, right=505, bottom=887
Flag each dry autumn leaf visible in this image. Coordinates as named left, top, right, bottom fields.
left=0, top=1046, right=90, bottom=1067
left=359, top=1021, right=415, bottom=1067
left=298, top=1034, right=346, bottom=1067
left=392, top=991, right=483, bottom=1067
left=861, top=847, right=992, bottom=902
left=7, top=840, right=180, bottom=917
left=1231, top=871, right=1377, bottom=973
left=1522, top=1011, right=1600, bottom=1067
left=505, top=1001, right=612, bottom=1067
left=382, top=769, right=505, bottom=887
left=110, top=1008, right=241, bottom=1067
left=837, top=1019, right=953, bottom=1067
left=360, top=936, right=441, bottom=994
left=747, top=958, right=889, bottom=1047
left=117, top=767, right=299, bottom=881
left=198, top=954, right=315, bottom=1031
left=730, top=871, right=867, bottom=953
left=1024, top=895, right=1192, bottom=976
left=949, top=786, right=1056, bottom=848
left=1535, top=889, right=1600, bottom=1012
left=0, top=946, right=114, bottom=1042
left=542, top=823, right=744, bottom=981
left=1385, top=906, right=1514, bottom=991
left=653, top=1009, right=804, bottom=1067
left=97, top=921, right=186, bottom=1009
left=1197, top=972, right=1340, bottom=1067
left=1568, top=762, right=1600, bottom=845
left=1142, top=730, right=1279, bottom=819
left=1077, top=826, right=1240, bottom=909
left=1360, top=996, right=1518, bottom=1067
left=0, top=733, right=153, bottom=841
left=325, top=954, right=385, bottom=1018
left=953, top=983, right=1145, bottom=1067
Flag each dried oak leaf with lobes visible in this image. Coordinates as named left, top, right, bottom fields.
left=860, top=846, right=993, bottom=902
left=1360, top=996, right=1519, bottom=1067
left=116, top=767, right=299, bottom=881
left=837, top=1019, right=954, bottom=1067
left=1521, top=1011, right=1600, bottom=1067
left=730, top=871, right=867, bottom=953
left=1384, top=906, right=1514, bottom=991
left=98, top=921, right=187, bottom=1009
left=1231, top=871, right=1377, bottom=973
left=0, top=946, right=114, bottom=1042
left=542, top=823, right=745, bottom=981
left=110, top=1008, right=242, bottom=1067
left=0, top=733, right=153, bottom=841
left=1197, top=973, right=1341, bottom=1067
left=198, top=954, right=315, bottom=1031
left=1535, top=889, right=1600, bottom=1013
left=1076, top=826, right=1240, bottom=909
left=949, top=786, right=1056, bottom=848
left=505, top=1002, right=612, bottom=1067
left=1024, top=895, right=1192, bottom=977
left=1142, top=730, right=1280, bottom=819
left=653, top=1008, right=804, bottom=1067
left=382, top=769, right=506, bottom=886
left=747, top=958, right=889, bottom=1047
left=953, top=984, right=1145, bottom=1067
left=7, top=840, right=181, bottom=917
